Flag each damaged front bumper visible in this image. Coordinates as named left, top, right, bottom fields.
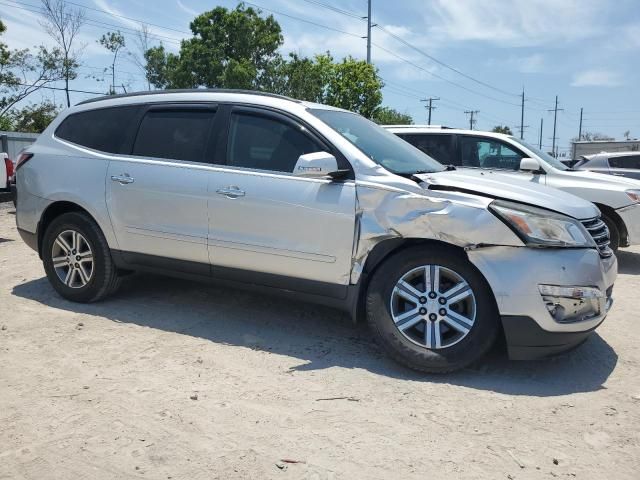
left=468, top=246, right=616, bottom=359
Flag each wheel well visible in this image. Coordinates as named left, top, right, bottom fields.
left=594, top=203, right=628, bottom=247
left=352, top=238, right=469, bottom=322
left=37, top=201, right=92, bottom=258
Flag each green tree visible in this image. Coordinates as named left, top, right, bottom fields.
left=492, top=125, right=513, bottom=135
left=160, top=3, right=283, bottom=89
left=325, top=56, right=382, bottom=118
left=99, top=31, right=125, bottom=94
left=6, top=101, right=59, bottom=133
left=1, top=21, right=64, bottom=120
left=372, top=107, right=413, bottom=125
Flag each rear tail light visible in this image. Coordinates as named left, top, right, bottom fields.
left=15, top=152, right=33, bottom=171
left=4, top=156, right=13, bottom=180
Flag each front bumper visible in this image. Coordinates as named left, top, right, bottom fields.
left=617, top=203, right=640, bottom=246
left=468, top=246, right=616, bottom=359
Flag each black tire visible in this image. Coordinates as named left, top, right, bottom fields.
left=42, top=211, right=121, bottom=302
left=601, top=215, right=619, bottom=252
left=366, top=245, right=499, bottom=373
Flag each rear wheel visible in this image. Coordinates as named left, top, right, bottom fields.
left=366, top=246, right=499, bottom=373
left=42, top=212, right=121, bottom=302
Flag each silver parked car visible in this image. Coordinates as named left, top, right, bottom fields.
left=573, top=151, right=640, bottom=181
left=14, top=90, right=616, bottom=372
left=386, top=125, right=640, bottom=252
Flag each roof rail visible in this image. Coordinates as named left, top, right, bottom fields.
left=383, top=124, right=453, bottom=129
left=77, top=88, right=301, bottom=106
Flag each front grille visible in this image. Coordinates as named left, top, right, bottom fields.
left=582, top=217, right=613, bottom=258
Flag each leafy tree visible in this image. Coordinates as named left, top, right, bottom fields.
left=144, top=44, right=180, bottom=89
left=572, top=131, right=614, bottom=142
left=1, top=20, right=64, bottom=120
left=99, top=31, right=125, bottom=94
left=492, top=125, right=513, bottom=135
left=7, top=100, right=59, bottom=133
left=40, top=0, right=85, bottom=107
left=372, top=107, right=413, bottom=125
left=325, top=56, right=382, bottom=118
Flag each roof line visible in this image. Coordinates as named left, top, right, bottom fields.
left=77, top=89, right=302, bottom=105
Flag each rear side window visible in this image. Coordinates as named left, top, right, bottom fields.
left=132, top=109, right=216, bottom=163
left=226, top=112, right=323, bottom=173
left=399, top=134, right=455, bottom=165
left=55, top=106, right=142, bottom=154
left=609, top=155, right=640, bottom=169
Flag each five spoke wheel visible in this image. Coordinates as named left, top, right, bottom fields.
left=51, top=229, right=94, bottom=289
left=390, top=264, right=476, bottom=350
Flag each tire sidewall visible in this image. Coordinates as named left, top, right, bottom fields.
left=367, top=246, right=499, bottom=372
left=601, top=215, right=619, bottom=252
left=42, top=212, right=109, bottom=302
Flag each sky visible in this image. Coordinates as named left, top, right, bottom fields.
left=1, top=0, right=639, bottom=156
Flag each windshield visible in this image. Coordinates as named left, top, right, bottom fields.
left=509, top=136, right=568, bottom=170
left=309, top=109, right=444, bottom=175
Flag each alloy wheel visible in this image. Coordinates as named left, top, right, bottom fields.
left=51, top=229, right=94, bottom=289
left=389, top=264, right=477, bottom=349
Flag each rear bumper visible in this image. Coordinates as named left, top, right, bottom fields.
left=502, top=315, right=605, bottom=360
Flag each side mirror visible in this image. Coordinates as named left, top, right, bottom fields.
left=293, top=152, right=341, bottom=179
left=520, top=157, right=542, bottom=172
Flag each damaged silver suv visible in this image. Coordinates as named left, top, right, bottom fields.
left=14, top=90, right=616, bottom=372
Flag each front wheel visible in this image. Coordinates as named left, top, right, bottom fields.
left=601, top=215, right=620, bottom=252
left=366, top=246, right=499, bottom=373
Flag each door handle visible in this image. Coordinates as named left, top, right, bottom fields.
left=216, top=186, right=245, bottom=198
left=111, top=173, right=134, bottom=184
left=612, top=173, right=625, bottom=176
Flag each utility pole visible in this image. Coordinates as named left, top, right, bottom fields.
left=548, top=96, right=563, bottom=157
left=420, top=97, right=439, bottom=125
left=539, top=118, right=543, bottom=149
left=366, top=0, right=372, bottom=64
left=578, top=107, right=583, bottom=141
left=464, top=110, right=479, bottom=130
left=520, top=88, right=525, bottom=139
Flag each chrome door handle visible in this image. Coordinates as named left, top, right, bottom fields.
left=111, top=174, right=134, bottom=184
left=216, top=186, right=245, bottom=198
left=612, top=173, right=625, bottom=176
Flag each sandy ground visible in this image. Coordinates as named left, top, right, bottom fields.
left=0, top=199, right=639, bottom=480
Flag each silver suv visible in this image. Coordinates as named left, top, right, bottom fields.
left=14, top=90, right=616, bottom=372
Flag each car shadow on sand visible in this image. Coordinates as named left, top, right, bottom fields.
left=616, top=249, right=640, bottom=275
left=13, top=274, right=618, bottom=398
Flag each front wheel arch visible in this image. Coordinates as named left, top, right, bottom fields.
left=594, top=203, right=627, bottom=249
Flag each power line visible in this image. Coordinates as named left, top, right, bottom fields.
left=299, top=0, right=364, bottom=19
left=7, top=81, right=106, bottom=96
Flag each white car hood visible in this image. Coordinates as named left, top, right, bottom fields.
left=416, top=169, right=599, bottom=220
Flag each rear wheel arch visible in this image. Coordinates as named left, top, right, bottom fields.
left=38, top=201, right=96, bottom=258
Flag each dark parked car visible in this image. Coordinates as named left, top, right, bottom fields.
left=574, top=152, right=640, bottom=180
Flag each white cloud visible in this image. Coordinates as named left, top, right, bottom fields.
left=514, top=53, right=545, bottom=73
left=426, top=0, right=604, bottom=47
left=176, top=0, right=199, bottom=17
left=571, top=69, right=623, bottom=87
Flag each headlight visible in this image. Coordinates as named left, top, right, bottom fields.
left=626, top=190, right=640, bottom=203
left=490, top=200, right=595, bottom=248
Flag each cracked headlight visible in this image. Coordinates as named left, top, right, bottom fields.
left=490, top=200, right=595, bottom=248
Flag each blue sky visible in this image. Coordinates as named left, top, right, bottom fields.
left=2, top=0, right=639, bottom=155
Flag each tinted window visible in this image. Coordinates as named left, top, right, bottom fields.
left=227, top=112, right=322, bottom=173
left=399, top=134, right=454, bottom=165
left=609, top=155, right=640, bottom=169
left=132, top=109, right=215, bottom=162
left=55, top=106, right=142, bottom=154
left=459, top=137, right=524, bottom=170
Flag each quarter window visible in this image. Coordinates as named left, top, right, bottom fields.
left=609, top=155, right=640, bottom=169
left=132, top=109, right=216, bottom=163
left=227, top=112, right=323, bottom=173
left=55, top=106, right=142, bottom=154
left=459, top=137, right=524, bottom=170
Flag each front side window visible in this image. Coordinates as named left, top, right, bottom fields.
left=459, top=137, right=524, bottom=170
left=227, top=112, right=323, bottom=173
left=609, top=155, right=640, bottom=169
left=55, top=105, right=142, bottom=154
left=309, top=109, right=444, bottom=175
left=399, top=134, right=455, bottom=165
left=132, top=109, right=216, bottom=163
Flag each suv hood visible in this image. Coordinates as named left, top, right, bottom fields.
left=416, top=169, right=599, bottom=220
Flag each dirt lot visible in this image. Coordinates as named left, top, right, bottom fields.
left=0, top=200, right=639, bottom=480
